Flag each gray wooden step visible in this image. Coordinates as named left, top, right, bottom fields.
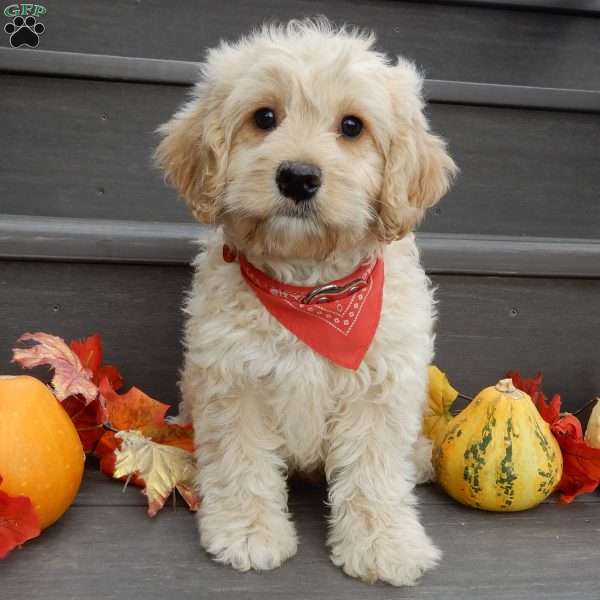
left=2, top=258, right=599, bottom=410
left=1, top=0, right=599, bottom=89
left=3, top=468, right=599, bottom=600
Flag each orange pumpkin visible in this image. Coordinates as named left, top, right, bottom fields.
left=0, top=375, right=85, bottom=529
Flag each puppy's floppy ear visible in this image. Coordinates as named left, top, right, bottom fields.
left=154, top=80, right=228, bottom=224
left=376, top=61, right=458, bottom=242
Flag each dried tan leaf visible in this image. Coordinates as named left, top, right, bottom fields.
left=113, top=431, right=199, bottom=517
left=12, top=332, right=97, bottom=403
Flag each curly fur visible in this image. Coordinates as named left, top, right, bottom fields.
left=156, top=18, right=456, bottom=586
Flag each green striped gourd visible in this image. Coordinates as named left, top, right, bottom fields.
left=433, top=378, right=562, bottom=511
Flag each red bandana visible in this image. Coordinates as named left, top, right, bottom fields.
left=223, top=245, right=384, bottom=370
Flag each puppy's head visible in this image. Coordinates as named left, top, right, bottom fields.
left=155, top=19, right=457, bottom=258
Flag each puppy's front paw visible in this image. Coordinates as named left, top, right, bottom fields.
left=199, top=510, right=298, bottom=572
left=329, top=513, right=441, bottom=586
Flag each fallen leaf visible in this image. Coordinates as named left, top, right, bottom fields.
left=509, top=369, right=600, bottom=502
left=70, top=335, right=123, bottom=391
left=12, top=332, right=97, bottom=403
left=135, top=422, right=195, bottom=453
left=95, top=365, right=123, bottom=392
left=94, top=431, right=120, bottom=479
left=69, top=335, right=102, bottom=376
left=507, top=370, right=543, bottom=399
left=551, top=413, right=600, bottom=503
left=95, top=379, right=194, bottom=478
left=535, top=393, right=562, bottom=426
left=99, top=378, right=169, bottom=431
left=62, top=396, right=105, bottom=454
left=113, top=431, right=200, bottom=517
left=0, top=475, right=41, bottom=559
left=508, top=370, right=560, bottom=424
left=422, top=366, right=459, bottom=441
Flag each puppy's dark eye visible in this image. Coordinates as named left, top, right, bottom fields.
left=340, top=115, right=363, bottom=138
left=254, top=107, right=277, bottom=131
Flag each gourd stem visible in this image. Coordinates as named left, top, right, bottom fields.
left=495, top=378, right=518, bottom=393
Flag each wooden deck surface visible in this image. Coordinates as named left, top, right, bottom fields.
left=4, top=467, right=599, bottom=600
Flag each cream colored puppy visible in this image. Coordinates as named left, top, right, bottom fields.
left=156, top=19, right=456, bottom=586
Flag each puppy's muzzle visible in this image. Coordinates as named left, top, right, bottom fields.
left=276, top=161, right=321, bottom=204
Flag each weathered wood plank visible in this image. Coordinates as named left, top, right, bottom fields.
left=434, top=275, right=600, bottom=407
left=1, top=0, right=598, bottom=89
left=0, top=260, right=189, bottom=407
left=426, top=102, right=600, bottom=238
left=0, top=75, right=188, bottom=223
left=3, top=48, right=600, bottom=113
left=3, top=216, right=600, bottom=279
left=3, top=481, right=599, bottom=599
left=1, top=75, right=599, bottom=238
left=1, top=261, right=599, bottom=410
left=432, top=0, right=600, bottom=14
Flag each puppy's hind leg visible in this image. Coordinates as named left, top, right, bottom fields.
left=190, top=377, right=298, bottom=572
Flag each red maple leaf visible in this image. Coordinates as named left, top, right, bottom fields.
left=551, top=413, right=600, bottom=503
left=62, top=335, right=124, bottom=453
left=535, top=393, right=562, bottom=425
left=509, top=369, right=600, bottom=503
left=62, top=396, right=105, bottom=454
left=507, top=370, right=543, bottom=398
left=508, top=370, right=561, bottom=424
left=70, top=335, right=123, bottom=390
left=0, top=476, right=41, bottom=559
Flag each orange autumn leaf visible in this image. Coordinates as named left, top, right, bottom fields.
left=136, top=422, right=194, bottom=452
left=95, top=431, right=121, bottom=480
left=99, top=378, right=169, bottom=431
left=96, top=378, right=195, bottom=492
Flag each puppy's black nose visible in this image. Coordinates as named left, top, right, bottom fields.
left=276, top=161, right=322, bottom=204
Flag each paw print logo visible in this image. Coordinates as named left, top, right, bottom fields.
left=4, top=15, right=45, bottom=48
